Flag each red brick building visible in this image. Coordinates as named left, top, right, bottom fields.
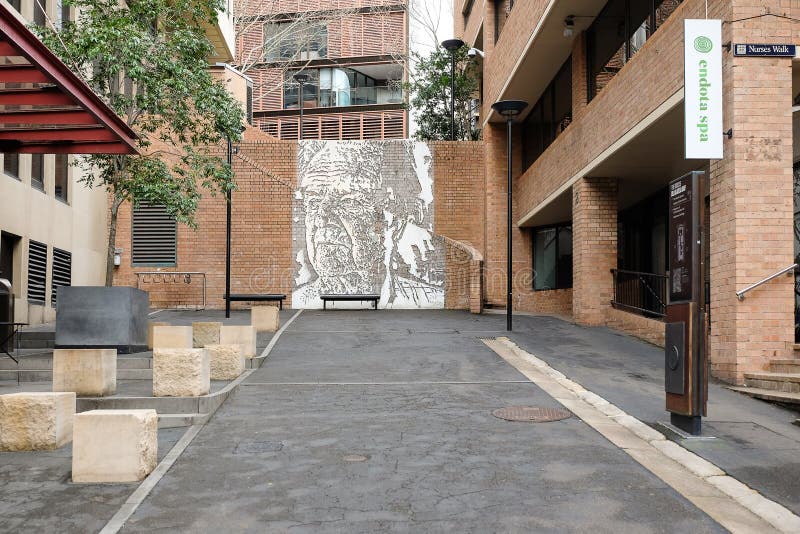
left=455, top=0, right=800, bottom=386
left=237, top=0, right=409, bottom=140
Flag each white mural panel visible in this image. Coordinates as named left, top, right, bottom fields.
left=292, top=140, right=445, bottom=309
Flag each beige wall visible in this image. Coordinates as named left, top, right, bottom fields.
left=0, top=155, right=108, bottom=325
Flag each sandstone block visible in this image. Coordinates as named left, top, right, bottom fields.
left=147, top=321, right=169, bottom=350
left=153, top=348, right=210, bottom=397
left=192, top=322, right=222, bottom=348
left=0, top=392, right=75, bottom=451
left=53, top=349, right=117, bottom=397
left=220, top=325, right=257, bottom=358
left=72, top=409, right=157, bottom=483
left=207, top=344, right=245, bottom=380
left=152, top=326, right=192, bottom=350
left=251, top=306, right=280, bottom=333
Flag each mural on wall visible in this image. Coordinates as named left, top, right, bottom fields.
left=292, top=140, right=445, bottom=309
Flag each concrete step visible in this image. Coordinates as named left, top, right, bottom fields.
left=729, top=386, right=800, bottom=405
left=769, top=359, right=800, bottom=373
left=158, top=413, right=210, bottom=428
left=16, top=331, right=55, bottom=349
left=0, top=365, right=153, bottom=382
left=117, top=369, right=152, bottom=380
left=743, top=372, right=800, bottom=393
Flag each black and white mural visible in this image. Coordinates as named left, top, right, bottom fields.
left=292, top=140, right=445, bottom=309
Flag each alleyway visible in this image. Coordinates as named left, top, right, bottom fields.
left=118, top=311, right=727, bottom=533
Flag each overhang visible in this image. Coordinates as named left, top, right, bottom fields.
left=0, top=2, right=137, bottom=154
left=485, top=0, right=606, bottom=124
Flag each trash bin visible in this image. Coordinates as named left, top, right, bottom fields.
left=0, top=278, right=13, bottom=353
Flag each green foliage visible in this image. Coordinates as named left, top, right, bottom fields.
left=36, top=0, right=244, bottom=224
left=406, top=46, right=480, bottom=141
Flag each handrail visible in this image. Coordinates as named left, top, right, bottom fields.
left=736, top=264, right=797, bottom=301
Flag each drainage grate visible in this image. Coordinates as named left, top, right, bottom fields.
left=233, top=441, right=284, bottom=454
left=342, top=454, right=369, bottom=463
left=492, top=406, right=572, bottom=423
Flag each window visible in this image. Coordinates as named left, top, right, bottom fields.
left=587, top=0, right=683, bottom=100
left=284, top=67, right=393, bottom=110
left=3, top=154, right=19, bottom=179
left=31, top=154, right=44, bottom=191
left=493, top=0, right=513, bottom=43
left=132, top=202, right=177, bottom=266
left=533, top=225, right=572, bottom=290
left=27, top=240, right=47, bottom=305
left=51, top=247, right=71, bottom=307
left=55, top=154, right=69, bottom=201
left=264, top=21, right=327, bottom=62
left=8, top=0, right=20, bottom=13
left=522, top=58, right=572, bottom=171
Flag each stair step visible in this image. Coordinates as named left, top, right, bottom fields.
left=744, top=372, right=800, bottom=393
left=729, top=386, right=800, bottom=405
left=117, top=369, right=152, bottom=380
left=0, top=368, right=153, bottom=381
left=770, top=359, right=800, bottom=373
left=158, top=413, right=210, bottom=428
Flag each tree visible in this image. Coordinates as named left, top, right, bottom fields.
left=37, top=0, right=244, bottom=286
left=407, top=46, right=480, bottom=142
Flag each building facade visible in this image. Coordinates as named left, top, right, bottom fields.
left=455, top=0, right=800, bottom=385
left=237, top=0, right=409, bottom=140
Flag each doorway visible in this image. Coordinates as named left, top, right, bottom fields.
left=0, top=232, right=17, bottom=287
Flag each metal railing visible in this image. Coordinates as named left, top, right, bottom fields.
left=135, top=271, right=206, bottom=310
left=736, top=264, right=797, bottom=301
left=611, top=269, right=668, bottom=318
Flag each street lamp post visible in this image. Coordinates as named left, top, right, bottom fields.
left=225, top=134, right=232, bottom=318
left=441, top=39, right=465, bottom=141
left=293, top=72, right=309, bottom=140
left=491, top=100, right=528, bottom=332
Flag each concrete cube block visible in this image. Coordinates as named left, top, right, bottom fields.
left=192, top=322, right=221, bottom=348
left=72, top=409, right=157, bottom=483
left=0, top=392, right=76, bottom=451
left=53, top=349, right=117, bottom=397
left=152, top=326, right=193, bottom=350
left=153, top=348, right=210, bottom=397
left=147, top=321, right=169, bottom=350
left=220, top=325, right=258, bottom=358
left=207, top=344, right=245, bottom=380
left=251, top=306, right=280, bottom=333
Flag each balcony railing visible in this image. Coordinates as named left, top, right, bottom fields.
left=611, top=269, right=668, bottom=319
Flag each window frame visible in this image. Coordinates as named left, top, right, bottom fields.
left=54, top=154, right=69, bottom=203
left=3, top=154, right=20, bottom=180
left=31, top=154, right=45, bottom=192
left=532, top=222, right=573, bottom=291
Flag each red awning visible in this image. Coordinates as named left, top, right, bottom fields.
left=0, top=3, right=137, bottom=154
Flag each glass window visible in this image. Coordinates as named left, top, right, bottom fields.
left=521, top=58, right=571, bottom=171
left=33, top=0, right=46, bottom=26
left=264, top=21, right=327, bottom=62
left=31, top=154, right=44, bottom=191
left=533, top=225, right=573, bottom=290
left=3, top=154, right=19, bottom=179
left=54, top=154, right=68, bottom=202
left=8, top=0, right=20, bottom=13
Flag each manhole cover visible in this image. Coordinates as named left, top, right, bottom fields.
left=492, top=406, right=572, bottom=423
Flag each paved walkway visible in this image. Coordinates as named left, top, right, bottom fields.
left=119, top=311, right=726, bottom=533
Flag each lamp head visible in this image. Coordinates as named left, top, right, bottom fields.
left=563, top=16, right=575, bottom=37
left=441, top=38, right=465, bottom=52
left=293, top=72, right=309, bottom=84
left=491, top=100, right=528, bottom=120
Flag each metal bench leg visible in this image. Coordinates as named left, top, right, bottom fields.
left=323, top=300, right=326, bottom=311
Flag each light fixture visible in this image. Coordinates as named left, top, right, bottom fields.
left=440, top=38, right=466, bottom=140
left=467, top=47, right=485, bottom=59
left=563, top=16, right=575, bottom=37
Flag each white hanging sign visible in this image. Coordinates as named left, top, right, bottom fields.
left=684, top=19, right=723, bottom=160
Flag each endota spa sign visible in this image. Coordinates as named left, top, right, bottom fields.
left=684, top=19, right=723, bottom=160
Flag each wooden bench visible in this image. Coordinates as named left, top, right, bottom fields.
left=226, top=294, right=286, bottom=310
left=320, top=294, right=380, bottom=310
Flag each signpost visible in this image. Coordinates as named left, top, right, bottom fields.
left=733, top=44, right=796, bottom=57
left=665, top=171, right=707, bottom=436
left=684, top=19, right=723, bottom=160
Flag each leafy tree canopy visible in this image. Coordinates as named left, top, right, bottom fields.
left=37, top=0, right=245, bottom=284
left=407, top=46, right=480, bottom=142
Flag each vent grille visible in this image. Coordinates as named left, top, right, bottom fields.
left=27, top=240, right=47, bottom=304
left=51, top=247, right=71, bottom=307
left=132, top=202, right=177, bottom=265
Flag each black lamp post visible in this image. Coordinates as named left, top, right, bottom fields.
left=293, top=72, right=309, bottom=140
left=491, top=100, right=528, bottom=331
left=441, top=38, right=465, bottom=141
left=225, top=134, right=233, bottom=318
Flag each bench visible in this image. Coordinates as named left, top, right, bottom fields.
left=320, top=294, right=380, bottom=310
left=226, top=294, right=286, bottom=310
